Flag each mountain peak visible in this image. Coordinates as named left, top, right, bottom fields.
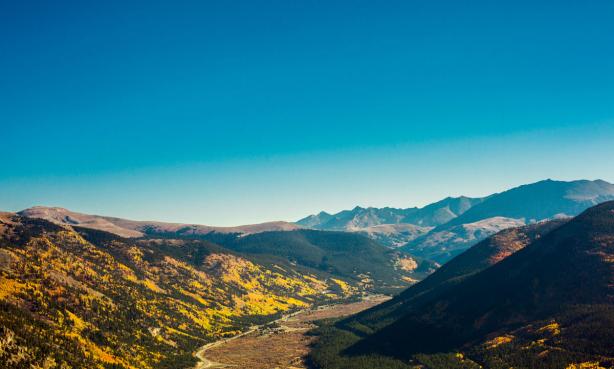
left=440, top=179, right=614, bottom=228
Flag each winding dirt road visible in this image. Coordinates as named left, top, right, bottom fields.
left=193, top=295, right=389, bottom=369
left=194, top=310, right=304, bottom=369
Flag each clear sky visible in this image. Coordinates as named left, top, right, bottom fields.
left=2, top=0, right=614, bottom=225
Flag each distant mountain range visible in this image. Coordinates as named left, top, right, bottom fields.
left=296, top=197, right=485, bottom=248
left=297, top=196, right=483, bottom=230
left=298, top=179, right=614, bottom=262
left=309, top=201, right=614, bottom=368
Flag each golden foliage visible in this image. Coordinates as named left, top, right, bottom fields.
left=566, top=362, right=606, bottom=369
left=0, top=218, right=361, bottom=369
left=484, top=335, right=514, bottom=349
left=537, top=321, right=561, bottom=336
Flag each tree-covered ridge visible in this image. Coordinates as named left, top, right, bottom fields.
left=203, top=229, right=434, bottom=293
left=0, top=216, right=363, bottom=369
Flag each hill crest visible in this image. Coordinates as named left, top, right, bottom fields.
left=18, top=206, right=302, bottom=238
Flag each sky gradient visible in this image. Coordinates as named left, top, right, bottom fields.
left=2, top=1, right=614, bottom=225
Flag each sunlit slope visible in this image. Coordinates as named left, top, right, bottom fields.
left=0, top=215, right=357, bottom=369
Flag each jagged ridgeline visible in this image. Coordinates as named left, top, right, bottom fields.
left=299, top=179, right=614, bottom=263
left=308, top=201, right=614, bottom=369
left=0, top=214, right=411, bottom=369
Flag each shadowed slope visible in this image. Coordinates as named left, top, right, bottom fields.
left=350, top=201, right=614, bottom=359
left=338, top=219, right=566, bottom=335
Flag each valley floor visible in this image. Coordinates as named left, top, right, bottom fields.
left=194, top=295, right=390, bottom=369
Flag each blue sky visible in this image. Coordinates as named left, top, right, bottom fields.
left=2, top=0, right=614, bottom=225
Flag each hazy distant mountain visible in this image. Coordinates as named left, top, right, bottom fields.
left=297, top=206, right=413, bottom=231
left=296, top=197, right=483, bottom=247
left=403, top=179, right=614, bottom=263
left=357, top=223, right=433, bottom=248
left=18, top=206, right=302, bottom=238
left=298, top=179, right=614, bottom=261
left=295, top=211, right=334, bottom=228
left=297, top=196, right=484, bottom=231
left=401, top=196, right=485, bottom=226
left=444, top=179, right=614, bottom=227
left=403, top=216, right=526, bottom=263
left=310, top=202, right=614, bottom=368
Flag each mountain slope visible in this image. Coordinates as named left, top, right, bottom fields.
left=357, top=223, right=433, bottom=248
left=444, top=179, right=614, bottom=227
left=18, top=206, right=301, bottom=238
left=202, top=230, right=433, bottom=292
left=308, top=202, right=614, bottom=368
left=297, top=196, right=484, bottom=231
left=402, top=179, right=614, bottom=263
left=298, top=207, right=414, bottom=231
left=0, top=214, right=361, bottom=369
left=296, top=211, right=334, bottom=228
left=296, top=197, right=483, bottom=248
left=298, top=180, right=614, bottom=254
left=332, top=201, right=614, bottom=368
left=401, top=196, right=485, bottom=227
left=338, top=219, right=567, bottom=334
left=404, top=216, right=526, bottom=263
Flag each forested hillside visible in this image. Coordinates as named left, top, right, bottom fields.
left=205, top=229, right=435, bottom=292
left=0, top=214, right=367, bottom=369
